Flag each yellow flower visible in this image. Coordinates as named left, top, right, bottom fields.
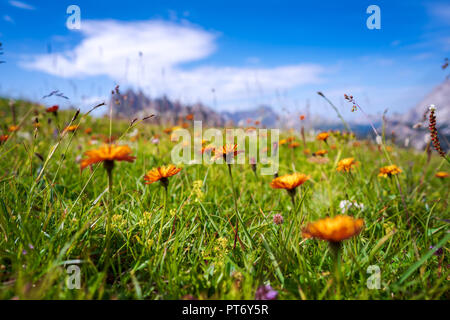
left=337, top=157, right=358, bottom=172
left=378, top=165, right=402, bottom=178
left=270, top=172, right=310, bottom=191
left=302, top=215, right=364, bottom=242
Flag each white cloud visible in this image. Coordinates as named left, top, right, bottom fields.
left=21, top=19, right=324, bottom=110
left=9, top=0, right=35, bottom=10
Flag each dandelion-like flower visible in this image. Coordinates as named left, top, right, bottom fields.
left=144, top=164, right=182, bottom=188
left=435, top=171, right=448, bottom=179
left=80, top=144, right=136, bottom=171
left=62, top=125, right=79, bottom=134
left=378, top=165, right=402, bottom=178
left=317, top=132, right=330, bottom=142
left=270, top=172, right=310, bottom=191
left=302, top=215, right=364, bottom=242
left=313, top=149, right=328, bottom=157
left=288, top=141, right=300, bottom=149
left=213, top=144, right=242, bottom=162
left=46, top=105, right=59, bottom=115
left=8, top=125, right=19, bottom=132
left=336, top=157, right=358, bottom=172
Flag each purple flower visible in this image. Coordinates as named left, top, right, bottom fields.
left=255, top=284, right=278, bottom=300
left=429, top=245, right=443, bottom=256
left=273, top=214, right=284, bottom=225
left=22, top=250, right=27, bottom=255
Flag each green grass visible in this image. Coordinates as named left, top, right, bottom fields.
left=0, top=98, right=449, bottom=300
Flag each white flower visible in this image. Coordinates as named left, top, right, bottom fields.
left=339, top=200, right=364, bottom=213
left=375, top=135, right=382, bottom=145
left=429, top=104, right=436, bottom=111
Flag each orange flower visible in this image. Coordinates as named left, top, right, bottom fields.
left=435, top=171, right=449, bottom=179
left=254, top=120, right=261, bottom=125
left=314, top=149, right=328, bottom=157
left=288, top=142, right=300, bottom=149
left=302, top=215, right=364, bottom=242
left=378, top=165, right=402, bottom=178
left=46, top=105, right=59, bottom=113
left=63, top=125, right=79, bottom=134
left=85, top=128, right=93, bottom=134
left=279, top=139, right=287, bottom=145
left=299, top=115, right=305, bottom=121
left=80, top=144, right=136, bottom=171
left=144, top=165, right=182, bottom=187
left=337, top=157, right=358, bottom=172
left=317, top=132, right=330, bottom=142
left=8, top=125, right=19, bottom=132
left=213, top=144, right=242, bottom=161
left=186, top=114, right=194, bottom=120
left=287, top=136, right=296, bottom=142
left=303, top=148, right=311, bottom=155
left=270, top=172, right=310, bottom=191
left=0, top=135, right=8, bottom=143
left=163, top=127, right=173, bottom=134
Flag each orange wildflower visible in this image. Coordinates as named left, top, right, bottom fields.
left=288, top=142, right=300, bottom=149
left=378, top=165, right=402, bottom=178
left=279, top=139, right=287, bottom=145
left=302, top=215, right=364, bottom=242
left=303, top=148, right=311, bottom=155
left=317, top=132, right=330, bottom=142
left=46, top=105, right=59, bottom=114
left=336, top=157, right=358, bottom=172
left=435, top=171, right=449, bottom=179
left=186, top=114, right=194, bottom=120
left=85, top=128, right=93, bottom=135
left=299, top=115, right=305, bottom=121
left=287, top=136, right=296, bottom=142
left=314, top=149, right=328, bottom=157
left=270, top=172, right=310, bottom=191
left=0, top=135, right=8, bottom=144
left=63, top=125, right=79, bottom=134
left=80, top=144, right=136, bottom=171
left=144, top=165, right=182, bottom=188
left=213, top=144, right=242, bottom=161
left=8, top=125, right=19, bottom=132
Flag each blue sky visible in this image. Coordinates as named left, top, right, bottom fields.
left=0, top=0, right=449, bottom=120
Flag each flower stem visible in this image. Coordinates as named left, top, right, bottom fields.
left=157, top=184, right=168, bottom=250
left=329, top=241, right=342, bottom=299
left=228, top=164, right=244, bottom=250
